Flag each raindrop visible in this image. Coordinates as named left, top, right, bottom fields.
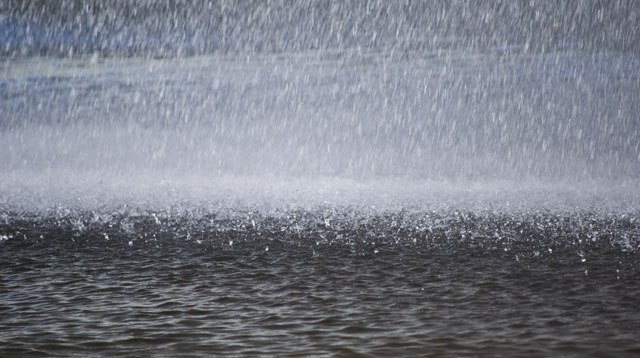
left=578, top=250, right=586, bottom=263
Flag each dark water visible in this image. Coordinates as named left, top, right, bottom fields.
left=2, top=207, right=640, bottom=357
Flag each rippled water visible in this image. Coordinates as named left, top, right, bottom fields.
left=2, top=240, right=638, bottom=356
left=2, top=183, right=640, bottom=356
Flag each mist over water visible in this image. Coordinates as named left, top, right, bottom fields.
left=2, top=1, right=640, bottom=356
left=2, top=2, right=640, bottom=189
left=2, top=50, right=640, bottom=183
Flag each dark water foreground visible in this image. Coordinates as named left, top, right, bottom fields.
left=1, top=207, right=639, bottom=357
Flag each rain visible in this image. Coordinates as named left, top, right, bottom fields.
left=1, top=1, right=640, bottom=356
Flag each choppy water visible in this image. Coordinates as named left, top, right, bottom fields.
left=1, top=183, right=640, bottom=356
left=2, top=216, right=640, bottom=356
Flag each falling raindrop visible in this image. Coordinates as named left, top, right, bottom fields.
left=578, top=250, right=587, bottom=263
